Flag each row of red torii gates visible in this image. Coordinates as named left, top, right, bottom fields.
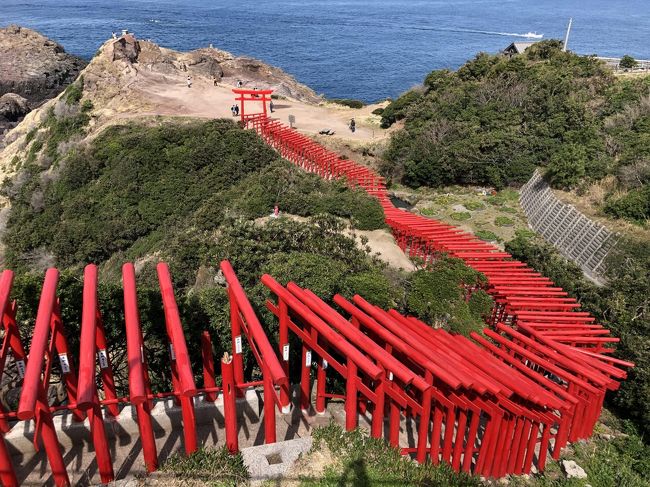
left=0, top=91, right=634, bottom=485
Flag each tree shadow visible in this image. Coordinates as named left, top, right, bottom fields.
left=336, top=457, right=371, bottom=487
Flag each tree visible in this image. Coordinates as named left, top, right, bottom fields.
left=619, top=55, right=638, bottom=70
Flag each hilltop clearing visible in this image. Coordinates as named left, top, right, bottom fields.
left=0, top=31, right=389, bottom=176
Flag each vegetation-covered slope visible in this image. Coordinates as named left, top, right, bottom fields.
left=381, top=40, right=650, bottom=225
left=2, top=119, right=384, bottom=271
left=506, top=233, right=650, bottom=440
left=1, top=117, right=491, bottom=399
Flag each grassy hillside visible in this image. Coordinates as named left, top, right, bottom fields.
left=381, top=40, right=650, bottom=226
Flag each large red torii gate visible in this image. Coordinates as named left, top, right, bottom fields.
left=232, top=88, right=274, bottom=123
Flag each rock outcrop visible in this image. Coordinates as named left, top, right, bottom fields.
left=0, top=93, right=30, bottom=123
left=0, top=25, right=86, bottom=137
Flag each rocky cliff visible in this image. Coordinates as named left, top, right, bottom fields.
left=0, top=25, right=86, bottom=137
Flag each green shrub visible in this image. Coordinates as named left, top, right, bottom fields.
left=420, top=206, right=437, bottom=216
left=619, top=55, right=638, bottom=69
left=371, top=107, right=385, bottom=115
left=330, top=98, right=365, bottom=109
left=81, top=99, right=94, bottom=113
left=603, top=185, right=650, bottom=223
left=27, top=137, right=44, bottom=163
left=341, top=269, right=395, bottom=309
left=262, top=252, right=348, bottom=300
left=450, top=211, right=471, bottom=221
left=498, top=206, right=517, bottom=214
left=44, top=111, right=90, bottom=159
left=405, top=258, right=489, bottom=335
left=63, top=76, right=84, bottom=105
left=494, top=216, right=514, bottom=226
left=24, top=128, right=38, bottom=144
left=475, top=230, right=498, bottom=241
left=380, top=89, right=423, bottom=128
left=464, top=201, right=484, bottom=211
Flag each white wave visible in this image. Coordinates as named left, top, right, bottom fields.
left=472, top=30, right=544, bottom=39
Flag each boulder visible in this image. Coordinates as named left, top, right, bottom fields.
left=562, top=460, right=588, bottom=479
left=111, top=33, right=141, bottom=63
left=0, top=93, right=29, bottom=122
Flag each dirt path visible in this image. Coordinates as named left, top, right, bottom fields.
left=131, top=71, right=388, bottom=142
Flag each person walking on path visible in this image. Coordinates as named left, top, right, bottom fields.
left=349, top=118, right=356, bottom=133
left=213, top=75, right=218, bottom=87
left=187, top=76, right=192, bottom=88
left=269, top=100, right=274, bottom=113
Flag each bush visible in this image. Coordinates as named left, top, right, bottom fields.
left=450, top=211, right=471, bottom=221
left=330, top=98, right=365, bottom=109
left=371, top=107, right=385, bottom=115
left=81, top=99, right=94, bottom=113
left=475, top=230, right=498, bottom=241
left=603, top=185, right=650, bottom=223
left=24, top=128, right=38, bottom=145
left=494, top=216, right=514, bottom=226
left=341, top=269, right=395, bottom=309
left=63, top=76, right=84, bottom=105
left=619, top=55, right=638, bottom=69
left=405, top=258, right=489, bottom=335
left=464, top=201, right=484, bottom=211
left=380, top=89, right=423, bottom=128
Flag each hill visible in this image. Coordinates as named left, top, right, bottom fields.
left=380, top=40, right=650, bottom=226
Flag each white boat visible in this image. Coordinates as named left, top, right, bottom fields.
left=522, top=32, right=544, bottom=39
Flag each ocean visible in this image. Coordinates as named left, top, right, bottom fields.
left=2, top=0, right=649, bottom=102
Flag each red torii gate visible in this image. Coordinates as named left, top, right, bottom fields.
left=232, top=88, right=273, bottom=123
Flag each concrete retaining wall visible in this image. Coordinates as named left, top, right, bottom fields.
left=519, top=170, right=617, bottom=280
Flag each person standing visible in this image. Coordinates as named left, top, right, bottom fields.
left=349, top=118, right=356, bottom=133
left=213, top=75, right=218, bottom=87
left=269, top=100, right=274, bottom=113
left=187, top=76, right=192, bottom=88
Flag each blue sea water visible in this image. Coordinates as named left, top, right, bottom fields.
left=1, top=0, right=649, bottom=102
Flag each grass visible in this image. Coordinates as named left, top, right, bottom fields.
left=495, top=216, right=515, bottom=227
left=451, top=211, right=471, bottom=221
left=24, top=127, right=38, bottom=144
left=475, top=230, right=499, bottom=242
left=464, top=201, right=485, bottom=211
left=299, top=424, right=482, bottom=487
left=160, top=447, right=249, bottom=486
